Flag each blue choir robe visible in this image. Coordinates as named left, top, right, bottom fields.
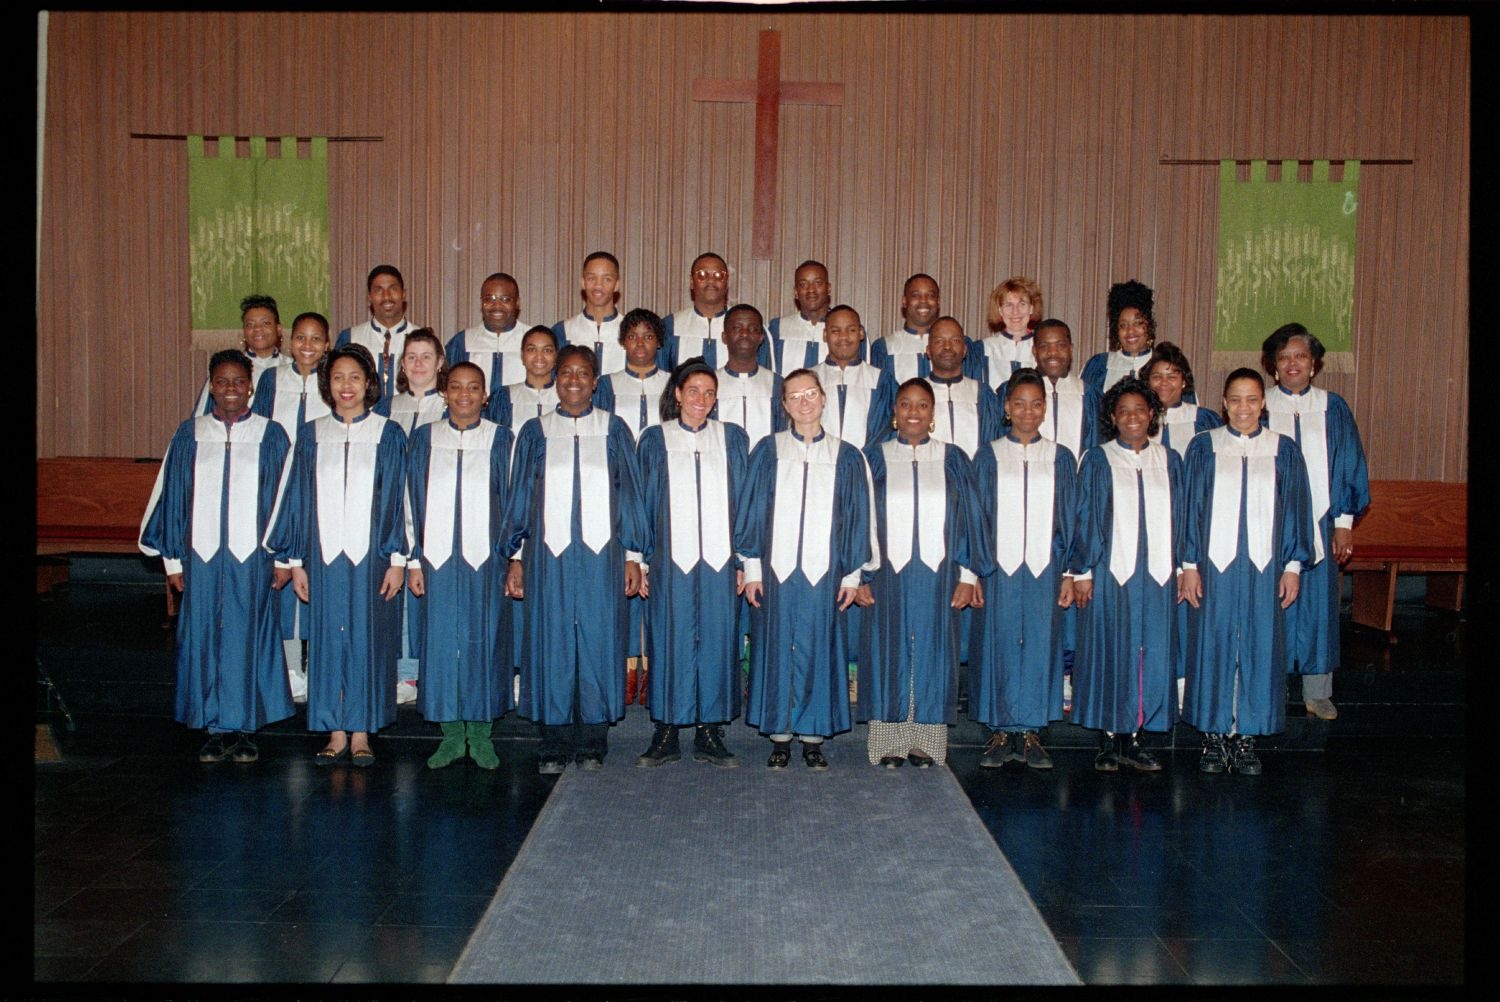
left=554, top=311, right=628, bottom=377
left=139, top=412, right=294, bottom=733
left=264, top=411, right=409, bottom=733
left=662, top=306, right=763, bottom=371
left=594, top=367, right=670, bottom=441
left=1153, top=402, right=1222, bottom=459
left=1070, top=439, right=1185, bottom=735
left=869, top=327, right=985, bottom=384
left=858, top=439, right=991, bottom=726
left=444, top=320, right=539, bottom=395
left=813, top=360, right=896, bottom=451
left=1000, top=373, right=1099, bottom=468
left=638, top=420, right=751, bottom=725
left=1081, top=349, right=1152, bottom=399
left=1264, top=384, right=1370, bottom=676
left=736, top=430, right=875, bottom=737
left=974, top=332, right=1035, bottom=391
left=711, top=365, right=785, bottom=450
left=500, top=408, right=647, bottom=726
left=969, top=435, right=1078, bottom=731
left=382, top=387, right=445, bottom=666
left=406, top=418, right=516, bottom=722
left=251, top=364, right=330, bottom=645
left=336, top=318, right=419, bottom=401
left=493, top=379, right=558, bottom=431
left=193, top=352, right=288, bottom=416
left=922, top=375, right=1004, bottom=460
left=770, top=311, right=855, bottom=372
left=1180, top=427, right=1315, bottom=736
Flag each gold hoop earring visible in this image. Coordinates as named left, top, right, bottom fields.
left=891, top=418, right=898, bottom=429
left=928, top=421, right=936, bottom=433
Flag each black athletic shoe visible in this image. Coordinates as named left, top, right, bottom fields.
left=198, top=735, right=230, bottom=763
left=227, top=733, right=258, bottom=764
left=1199, top=733, right=1228, bottom=774
left=1119, top=734, right=1162, bottom=772
left=691, top=725, right=737, bottom=768
left=637, top=724, right=681, bottom=768
left=1231, top=735, right=1262, bottom=775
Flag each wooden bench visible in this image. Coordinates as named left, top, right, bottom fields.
left=1345, top=479, right=1466, bottom=639
left=36, top=457, right=171, bottom=609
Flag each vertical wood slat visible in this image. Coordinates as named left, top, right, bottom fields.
left=37, top=12, right=1467, bottom=481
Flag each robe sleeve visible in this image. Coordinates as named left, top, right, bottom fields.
left=868, top=337, right=891, bottom=376
left=861, top=443, right=888, bottom=586
left=491, top=424, right=515, bottom=558
left=868, top=369, right=899, bottom=446
left=264, top=424, right=317, bottom=566
left=835, top=441, right=875, bottom=587
left=444, top=330, right=465, bottom=368
left=1167, top=445, right=1187, bottom=572
left=405, top=424, right=432, bottom=565
left=1068, top=447, right=1110, bottom=578
left=734, top=436, right=779, bottom=581
left=138, top=421, right=198, bottom=575
left=500, top=419, right=544, bottom=558
left=1179, top=433, right=1215, bottom=570
left=608, top=415, right=648, bottom=557
left=1195, top=406, right=1224, bottom=435
left=1080, top=353, right=1107, bottom=399
left=771, top=373, right=788, bottom=434
left=636, top=426, right=665, bottom=568
left=375, top=421, right=410, bottom=567
left=1328, top=392, right=1371, bottom=524
left=948, top=443, right=995, bottom=579
left=1054, top=444, right=1079, bottom=571
left=1081, top=382, right=1103, bottom=454
left=977, top=383, right=1005, bottom=446
left=593, top=374, right=617, bottom=416
left=192, top=379, right=213, bottom=418
left=251, top=367, right=277, bottom=418
left=659, top=313, right=678, bottom=368
left=495, top=386, right=517, bottom=431
left=962, top=339, right=986, bottom=382
left=334, top=327, right=352, bottom=348
left=550, top=320, right=568, bottom=347
left=1277, top=435, right=1316, bottom=572
left=724, top=423, right=752, bottom=569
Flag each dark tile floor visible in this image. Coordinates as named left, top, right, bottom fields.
left=34, top=568, right=1466, bottom=986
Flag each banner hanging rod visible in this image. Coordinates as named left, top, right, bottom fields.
left=1160, top=156, right=1412, bottom=165
left=131, top=133, right=382, bottom=142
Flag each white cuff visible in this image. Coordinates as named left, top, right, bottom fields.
left=741, top=557, right=762, bottom=584
left=163, top=558, right=183, bottom=576
left=1072, top=569, right=1093, bottom=582
left=285, top=558, right=304, bottom=569
left=274, top=560, right=292, bottom=570
left=1180, top=561, right=1198, bottom=572
left=625, top=550, right=644, bottom=564
left=1333, top=515, right=1354, bottom=529
left=406, top=559, right=422, bottom=571
left=958, top=567, right=979, bottom=586
left=390, top=554, right=407, bottom=569
left=839, top=570, right=862, bottom=590
left=1283, top=561, right=1302, bottom=575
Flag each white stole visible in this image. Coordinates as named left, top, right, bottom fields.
left=562, top=313, right=627, bottom=375
left=190, top=414, right=268, bottom=563
left=1207, top=427, right=1280, bottom=573
left=422, top=421, right=500, bottom=570
left=270, top=367, right=329, bottom=439
left=880, top=439, right=947, bottom=572
left=929, top=378, right=982, bottom=458
left=1104, top=349, right=1152, bottom=393
left=815, top=362, right=879, bottom=449
left=663, top=421, right=732, bottom=573
left=1266, top=385, right=1329, bottom=563
left=1042, top=375, right=1086, bottom=461
left=1103, top=440, right=1173, bottom=586
left=459, top=323, right=531, bottom=388
left=1153, top=403, right=1201, bottom=459
left=510, top=383, right=559, bottom=425
left=313, top=413, right=389, bottom=565
left=670, top=308, right=725, bottom=364
left=883, top=329, right=926, bottom=382
left=541, top=409, right=612, bottom=555
left=769, top=432, right=841, bottom=586
left=991, top=437, right=1057, bottom=576
left=716, top=367, right=775, bottom=447
left=609, top=369, right=669, bottom=440
left=982, top=334, right=1034, bottom=390
left=774, top=313, right=828, bottom=372
left=390, top=390, right=446, bottom=436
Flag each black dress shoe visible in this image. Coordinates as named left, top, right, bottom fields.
left=692, top=725, right=738, bottom=768
left=880, top=755, right=905, bottom=769
left=767, top=740, right=792, bottom=769
left=1231, top=735, right=1262, bottom=775
left=198, top=735, right=230, bottom=763
left=227, top=733, right=259, bottom=764
left=576, top=753, right=604, bottom=771
left=1119, top=734, right=1162, bottom=772
left=802, top=743, right=829, bottom=771
left=1093, top=732, right=1120, bottom=772
left=907, top=749, right=935, bottom=769
left=537, top=755, right=567, bottom=776
left=637, top=723, right=681, bottom=767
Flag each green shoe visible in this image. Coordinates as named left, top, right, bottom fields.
left=427, top=721, right=467, bottom=769
left=467, top=720, right=500, bottom=770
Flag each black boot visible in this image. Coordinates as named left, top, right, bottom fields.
left=692, top=724, right=737, bottom=768
left=637, top=723, right=681, bottom=767
left=1093, top=731, right=1120, bottom=772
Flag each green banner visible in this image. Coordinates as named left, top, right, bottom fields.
left=1215, top=159, right=1357, bottom=360
left=188, top=135, right=329, bottom=339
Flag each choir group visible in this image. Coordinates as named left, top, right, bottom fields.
left=138, top=252, right=1370, bottom=777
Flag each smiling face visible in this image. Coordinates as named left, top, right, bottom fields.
left=581, top=258, right=620, bottom=314
left=329, top=356, right=370, bottom=419
left=1005, top=381, right=1046, bottom=440
left=209, top=361, right=253, bottom=419
left=893, top=383, right=935, bottom=443
left=1116, top=307, right=1151, bottom=354
left=241, top=307, right=282, bottom=357
left=480, top=276, right=520, bottom=333
left=401, top=339, right=440, bottom=393
left=1147, top=360, right=1185, bottom=408
left=925, top=318, right=967, bottom=378
left=823, top=307, right=864, bottom=365
left=793, top=263, right=831, bottom=318
left=1033, top=324, right=1073, bottom=380
left=675, top=371, right=718, bottom=429
left=622, top=321, right=660, bottom=371
left=1112, top=391, right=1153, bottom=448
left=521, top=330, right=557, bottom=384
left=1223, top=376, right=1266, bottom=434
left=368, top=273, right=407, bottom=327
left=1274, top=337, right=1316, bottom=393
left=901, top=277, right=940, bottom=332
left=998, top=292, right=1032, bottom=335
left=689, top=255, right=729, bottom=313
left=722, top=308, right=765, bottom=368
left=289, top=318, right=329, bottom=375
left=444, top=365, right=486, bottom=426
left=554, top=353, right=597, bottom=415
left=781, top=372, right=826, bottom=431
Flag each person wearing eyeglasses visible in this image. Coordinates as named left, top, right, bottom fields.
left=444, top=273, right=538, bottom=399
left=663, top=252, right=768, bottom=371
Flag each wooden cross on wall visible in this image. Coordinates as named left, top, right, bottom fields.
left=692, top=30, right=845, bottom=260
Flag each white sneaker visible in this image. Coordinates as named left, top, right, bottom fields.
left=396, top=679, right=418, bottom=704
left=289, top=670, right=307, bottom=704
